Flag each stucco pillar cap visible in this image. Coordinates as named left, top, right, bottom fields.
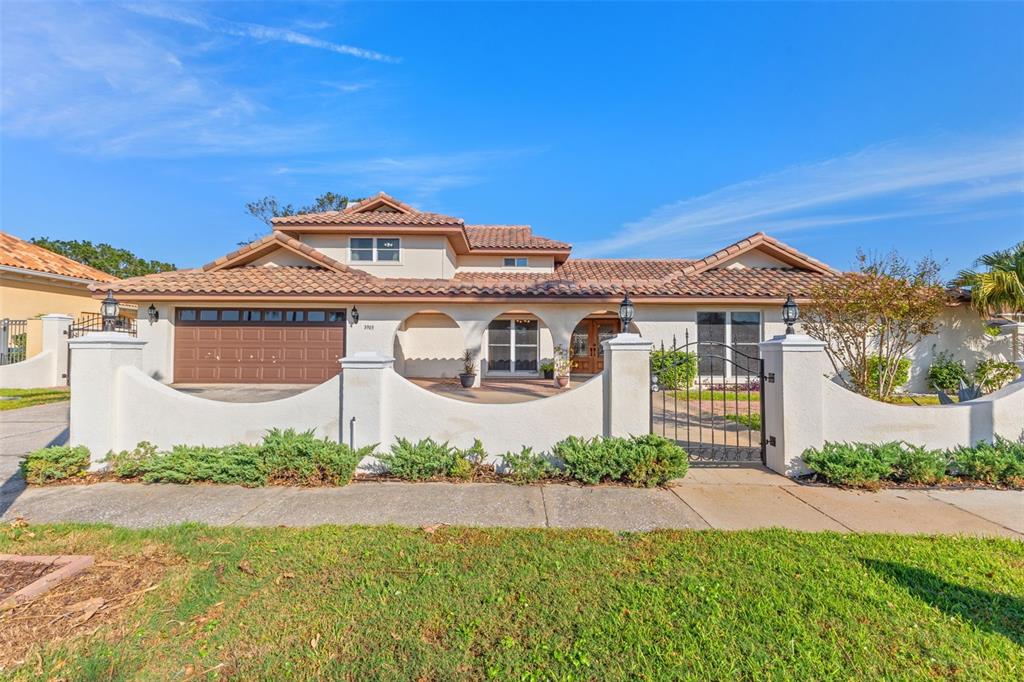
left=759, top=333, right=826, bottom=352
left=602, top=333, right=653, bottom=351
left=67, top=332, right=147, bottom=350
left=340, top=352, right=395, bottom=369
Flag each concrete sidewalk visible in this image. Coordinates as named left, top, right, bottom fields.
left=1, top=403, right=1020, bottom=537
left=1, top=467, right=1020, bottom=537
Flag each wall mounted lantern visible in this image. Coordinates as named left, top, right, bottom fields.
left=782, top=294, right=799, bottom=335
left=147, top=304, right=159, bottom=324
left=350, top=306, right=360, bottom=325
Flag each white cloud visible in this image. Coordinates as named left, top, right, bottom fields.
left=578, top=134, right=1024, bottom=257
left=0, top=2, right=381, bottom=157
left=121, top=3, right=398, bottom=63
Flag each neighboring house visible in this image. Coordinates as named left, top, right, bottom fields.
left=1, top=231, right=118, bottom=358
left=101, top=192, right=1008, bottom=390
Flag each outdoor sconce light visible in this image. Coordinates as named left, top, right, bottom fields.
left=618, top=293, right=635, bottom=333
left=147, top=304, right=159, bottom=324
left=101, top=290, right=120, bottom=331
left=350, top=306, right=360, bottom=325
left=782, top=293, right=799, bottom=335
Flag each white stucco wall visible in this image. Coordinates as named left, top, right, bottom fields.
left=298, top=233, right=456, bottom=279
left=394, top=312, right=465, bottom=377
left=761, top=334, right=1024, bottom=476
left=0, top=350, right=58, bottom=389
left=904, top=305, right=1013, bottom=393
left=456, top=254, right=556, bottom=273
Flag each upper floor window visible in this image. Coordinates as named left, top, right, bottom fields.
left=503, top=257, right=528, bottom=268
left=350, top=237, right=401, bottom=263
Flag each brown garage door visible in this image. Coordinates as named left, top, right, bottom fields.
left=174, top=308, right=345, bottom=384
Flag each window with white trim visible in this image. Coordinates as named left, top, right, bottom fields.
left=696, top=311, right=762, bottom=377
left=503, top=257, right=528, bottom=268
left=350, top=237, right=401, bottom=262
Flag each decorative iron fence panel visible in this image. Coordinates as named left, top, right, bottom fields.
left=650, top=330, right=766, bottom=465
left=0, top=319, right=28, bottom=366
left=65, top=313, right=138, bottom=385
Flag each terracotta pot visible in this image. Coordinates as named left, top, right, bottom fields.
left=459, top=373, right=475, bottom=388
left=555, top=375, right=569, bottom=389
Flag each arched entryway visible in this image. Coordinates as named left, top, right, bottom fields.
left=393, top=311, right=463, bottom=378
left=569, top=310, right=621, bottom=375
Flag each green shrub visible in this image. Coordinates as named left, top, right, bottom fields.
left=380, top=437, right=464, bottom=480
left=926, top=351, right=968, bottom=392
left=949, top=438, right=1024, bottom=486
left=105, top=441, right=158, bottom=478
left=136, top=443, right=266, bottom=485
left=802, top=442, right=900, bottom=488
left=651, top=349, right=698, bottom=390
left=501, top=446, right=555, bottom=484
left=973, top=360, right=1019, bottom=394
left=892, top=444, right=947, bottom=485
left=20, top=445, right=91, bottom=484
left=554, top=434, right=687, bottom=487
left=866, top=355, right=911, bottom=397
left=260, top=428, right=370, bottom=486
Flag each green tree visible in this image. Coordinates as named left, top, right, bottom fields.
left=30, top=238, right=175, bottom=278
left=245, top=192, right=360, bottom=227
left=802, top=250, right=949, bottom=400
left=953, top=241, right=1024, bottom=317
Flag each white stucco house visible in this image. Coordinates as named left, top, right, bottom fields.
left=98, top=192, right=1012, bottom=393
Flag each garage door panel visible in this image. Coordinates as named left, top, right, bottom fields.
left=174, top=314, right=344, bottom=384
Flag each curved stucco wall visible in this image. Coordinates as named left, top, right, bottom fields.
left=0, top=350, right=56, bottom=389
left=111, top=367, right=340, bottom=451
left=377, top=370, right=606, bottom=458
left=822, top=378, right=1024, bottom=448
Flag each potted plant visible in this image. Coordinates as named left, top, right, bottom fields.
left=540, top=360, right=555, bottom=380
left=553, top=345, right=571, bottom=388
left=459, top=349, right=477, bottom=388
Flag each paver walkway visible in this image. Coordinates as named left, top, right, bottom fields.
left=1, top=403, right=1021, bottom=536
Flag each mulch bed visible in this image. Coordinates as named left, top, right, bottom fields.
left=795, top=474, right=1022, bottom=492
left=0, top=545, right=174, bottom=671
left=0, top=560, right=51, bottom=601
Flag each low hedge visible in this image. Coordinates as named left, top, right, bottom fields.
left=20, top=445, right=91, bottom=484
left=803, top=438, right=1023, bottom=489
left=22, top=433, right=691, bottom=488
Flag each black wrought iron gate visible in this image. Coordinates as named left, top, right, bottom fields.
left=650, top=331, right=766, bottom=465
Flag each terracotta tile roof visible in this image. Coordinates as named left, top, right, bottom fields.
left=0, top=231, right=117, bottom=282
left=680, top=232, right=838, bottom=276
left=202, top=232, right=359, bottom=274
left=273, top=210, right=464, bottom=227
left=104, top=261, right=830, bottom=300
left=465, top=225, right=570, bottom=250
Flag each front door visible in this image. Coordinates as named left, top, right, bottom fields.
left=570, top=319, right=618, bottom=374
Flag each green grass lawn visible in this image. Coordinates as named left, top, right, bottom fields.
left=665, top=389, right=760, bottom=402
left=723, top=412, right=762, bottom=430
left=1, top=524, right=1021, bottom=680
left=0, top=387, right=69, bottom=411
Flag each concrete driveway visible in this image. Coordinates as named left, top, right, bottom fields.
left=170, top=384, right=308, bottom=402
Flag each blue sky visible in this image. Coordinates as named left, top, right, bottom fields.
left=2, top=1, right=1022, bottom=274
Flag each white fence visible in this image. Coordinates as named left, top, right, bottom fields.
left=67, top=333, right=652, bottom=469
left=760, top=334, right=1024, bottom=475
left=0, top=314, right=71, bottom=389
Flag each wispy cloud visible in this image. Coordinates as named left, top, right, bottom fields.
left=0, top=2, right=389, bottom=157
left=121, top=3, right=398, bottom=63
left=578, top=134, right=1024, bottom=256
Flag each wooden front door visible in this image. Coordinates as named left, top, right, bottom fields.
left=570, top=319, right=619, bottom=374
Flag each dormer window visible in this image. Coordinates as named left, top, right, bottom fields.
left=503, top=257, right=528, bottom=268
left=351, top=237, right=401, bottom=263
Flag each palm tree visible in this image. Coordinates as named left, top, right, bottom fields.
left=954, top=241, right=1024, bottom=360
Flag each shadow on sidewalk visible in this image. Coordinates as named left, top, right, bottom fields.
left=0, top=426, right=68, bottom=518
left=860, top=558, right=1024, bottom=646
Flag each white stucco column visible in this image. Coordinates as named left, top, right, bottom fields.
left=68, top=332, right=147, bottom=469
left=41, top=313, right=73, bottom=385
left=341, top=352, right=394, bottom=449
left=602, top=333, right=653, bottom=438
left=759, top=334, right=828, bottom=476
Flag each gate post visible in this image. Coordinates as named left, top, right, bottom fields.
left=41, top=314, right=73, bottom=385
left=68, top=332, right=147, bottom=469
left=758, top=334, right=827, bottom=476
left=340, top=352, right=393, bottom=450
left=602, top=333, right=653, bottom=438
